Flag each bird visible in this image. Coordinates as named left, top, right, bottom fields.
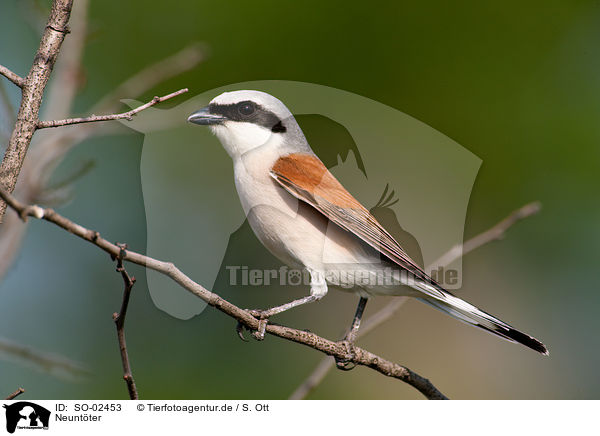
left=187, top=90, right=548, bottom=357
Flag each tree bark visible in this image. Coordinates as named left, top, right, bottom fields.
left=0, top=0, right=74, bottom=221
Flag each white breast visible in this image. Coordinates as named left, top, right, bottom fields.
left=231, top=143, right=387, bottom=293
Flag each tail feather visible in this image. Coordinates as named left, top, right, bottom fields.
left=414, top=280, right=548, bottom=356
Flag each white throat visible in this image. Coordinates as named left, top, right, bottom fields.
left=211, top=122, right=278, bottom=159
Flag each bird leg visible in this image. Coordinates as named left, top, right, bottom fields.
left=239, top=268, right=327, bottom=341
left=244, top=294, right=323, bottom=341
left=335, top=296, right=368, bottom=370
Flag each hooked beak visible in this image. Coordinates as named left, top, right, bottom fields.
left=187, top=106, right=227, bottom=125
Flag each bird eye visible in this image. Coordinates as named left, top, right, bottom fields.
left=238, top=101, right=255, bottom=116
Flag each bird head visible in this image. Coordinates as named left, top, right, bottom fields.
left=188, top=90, right=305, bottom=158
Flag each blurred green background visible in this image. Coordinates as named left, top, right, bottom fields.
left=0, top=0, right=598, bottom=399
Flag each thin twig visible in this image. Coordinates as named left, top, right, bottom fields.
left=0, top=65, right=25, bottom=88
left=111, top=244, right=139, bottom=400
left=0, top=187, right=448, bottom=400
left=5, top=387, right=25, bottom=400
left=289, top=201, right=542, bottom=399
left=37, top=88, right=189, bottom=129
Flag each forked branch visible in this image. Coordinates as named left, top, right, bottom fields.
left=111, top=244, right=139, bottom=400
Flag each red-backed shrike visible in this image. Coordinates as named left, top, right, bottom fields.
left=188, top=90, right=548, bottom=356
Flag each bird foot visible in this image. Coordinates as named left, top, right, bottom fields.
left=236, top=309, right=269, bottom=341
left=334, top=340, right=356, bottom=371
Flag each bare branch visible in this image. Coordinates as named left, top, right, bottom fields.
left=0, top=65, right=25, bottom=88
left=0, top=186, right=448, bottom=400
left=43, top=0, right=89, bottom=120
left=111, top=245, right=139, bottom=400
left=0, top=0, right=74, bottom=221
left=290, top=201, right=541, bottom=399
left=5, top=387, right=25, bottom=400
left=36, top=88, right=188, bottom=129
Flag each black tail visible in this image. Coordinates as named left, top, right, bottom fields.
left=472, top=319, right=548, bottom=355
left=414, top=280, right=549, bottom=355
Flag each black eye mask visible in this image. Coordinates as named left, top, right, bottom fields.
left=209, top=102, right=287, bottom=133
